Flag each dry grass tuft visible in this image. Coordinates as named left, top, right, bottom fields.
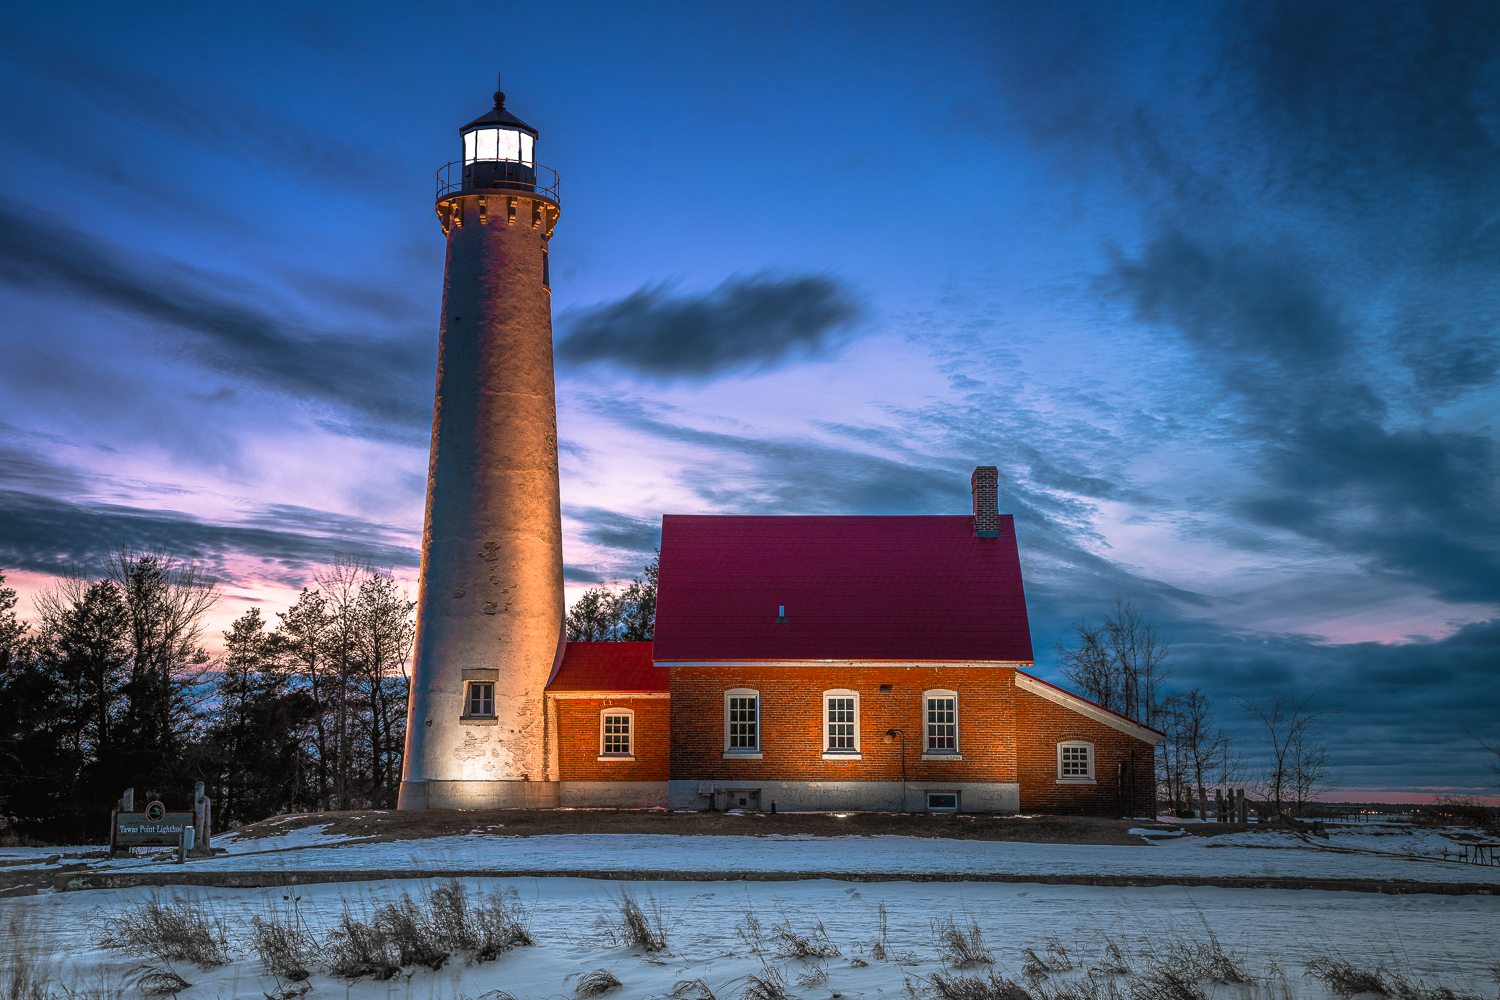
left=124, top=964, right=191, bottom=999
left=1306, top=957, right=1389, bottom=997
left=97, top=894, right=231, bottom=968
left=1126, top=962, right=1208, bottom=1000
left=795, top=963, right=829, bottom=988
left=1165, top=935, right=1250, bottom=985
left=325, top=906, right=399, bottom=981
left=668, top=979, right=718, bottom=1000
left=872, top=901, right=890, bottom=961
left=769, top=916, right=841, bottom=960
left=736, top=911, right=766, bottom=954
left=1021, top=937, right=1074, bottom=984
left=262, top=982, right=312, bottom=1000
left=1, top=912, right=55, bottom=1000
left=325, top=881, right=533, bottom=980
left=928, top=971, right=1035, bottom=1000
left=1034, top=980, right=1124, bottom=1000
left=598, top=890, right=668, bottom=954
left=740, top=963, right=794, bottom=1000
left=573, top=968, right=623, bottom=997
left=932, top=914, right=994, bottom=968
left=372, top=895, right=449, bottom=970
left=1089, top=937, right=1131, bottom=977
left=248, top=909, right=317, bottom=982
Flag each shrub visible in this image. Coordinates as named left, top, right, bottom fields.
left=97, top=894, right=231, bottom=968
left=932, top=915, right=994, bottom=968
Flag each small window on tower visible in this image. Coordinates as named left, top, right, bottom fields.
left=465, top=682, right=495, bottom=718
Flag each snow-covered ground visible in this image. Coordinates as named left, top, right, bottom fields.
left=15, top=822, right=1498, bottom=887
left=6, top=875, right=1498, bottom=999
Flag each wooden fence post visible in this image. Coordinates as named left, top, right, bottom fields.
left=1236, top=788, right=1248, bottom=825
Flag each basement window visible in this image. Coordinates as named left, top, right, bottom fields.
left=926, top=791, right=959, bottom=813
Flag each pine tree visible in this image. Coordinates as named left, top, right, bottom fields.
left=564, top=554, right=659, bottom=642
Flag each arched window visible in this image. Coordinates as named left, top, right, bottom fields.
left=822, top=689, right=860, bottom=755
left=1057, top=740, right=1096, bottom=783
left=724, top=689, right=761, bottom=755
left=923, top=689, right=959, bottom=755
left=599, top=708, right=634, bottom=758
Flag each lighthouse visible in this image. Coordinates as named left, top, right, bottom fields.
left=398, top=81, right=564, bottom=810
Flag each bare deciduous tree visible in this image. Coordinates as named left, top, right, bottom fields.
left=1059, top=621, right=1116, bottom=712
left=1242, top=693, right=1327, bottom=817
left=1057, top=600, right=1169, bottom=726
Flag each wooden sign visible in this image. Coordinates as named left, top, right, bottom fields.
left=113, top=806, right=194, bottom=848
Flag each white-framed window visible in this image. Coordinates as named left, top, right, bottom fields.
left=724, top=689, right=760, bottom=754
left=465, top=681, right=495, bottom=718
left=926, top=791, right=960, bottom=813
left=924, top=690, right=959, bottom=754
left=823, top=689, right=860, bottom=753
left=600, top=708, right=633, bottom=757
left=1057, top=740, right=1096, bottom=782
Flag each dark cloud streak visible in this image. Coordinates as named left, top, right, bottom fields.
left=558, top=273, right=862, bottom=379
left=0, top=199, right=432, bottom=437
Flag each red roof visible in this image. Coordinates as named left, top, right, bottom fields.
left=653, top=515, right=1033, bottom=663
left=546, top=641, right=665, bottom=693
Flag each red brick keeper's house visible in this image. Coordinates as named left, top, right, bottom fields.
left=543, top=467, right=1161, bottom=816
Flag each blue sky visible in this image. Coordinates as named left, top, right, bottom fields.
left=1, top=2, right=1497, bottom=800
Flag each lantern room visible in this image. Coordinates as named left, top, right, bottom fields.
left=455, top=82, right=542, bottom=195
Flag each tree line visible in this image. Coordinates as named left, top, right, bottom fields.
left=0, top=555, right=413, bottom=842
left=1057, top=599, right=1332, bottom=817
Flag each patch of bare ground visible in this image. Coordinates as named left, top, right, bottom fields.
left=226, top=809, right=1156, bottom=845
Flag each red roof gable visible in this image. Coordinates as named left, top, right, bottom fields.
left=653, top=515, right=1033, bottom=663
left=546, top=641, right=665, bottom=693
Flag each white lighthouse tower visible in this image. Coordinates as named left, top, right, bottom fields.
left=398, top=81, right=564, bottom=810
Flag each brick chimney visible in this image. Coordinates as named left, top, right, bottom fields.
left=971, top=466, right=1000, bottom=538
